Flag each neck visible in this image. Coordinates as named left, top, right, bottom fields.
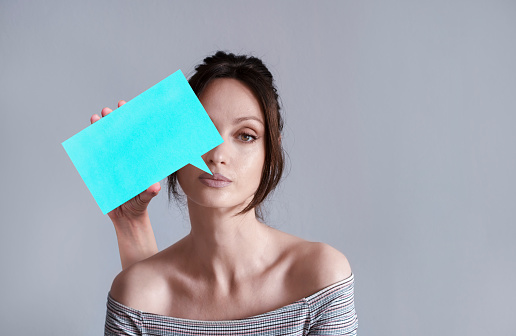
left=184, top=197, right=272, bottom=289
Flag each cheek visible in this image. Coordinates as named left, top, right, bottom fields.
left=238, top=147, right=265, bottom=185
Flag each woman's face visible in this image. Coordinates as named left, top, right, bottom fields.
left=176, top=78, right=266, bottom=211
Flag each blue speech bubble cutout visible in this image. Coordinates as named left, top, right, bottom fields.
left=62, top=70, right=223, bottom=214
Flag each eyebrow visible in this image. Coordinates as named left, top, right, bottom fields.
left=233, top=116, right=264, bottom=126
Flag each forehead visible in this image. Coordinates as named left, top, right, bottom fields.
left=198, top=78, right=264, bottom=124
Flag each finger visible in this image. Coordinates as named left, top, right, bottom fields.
left=101, top=107, right=113, bottom=117
left=147, top=182, right=161, bottom=195
left=90, top=114, right=101, bottom=124
left=118, top=100, right=127, bottom=108
left=139, top=182, right=161, bottom=204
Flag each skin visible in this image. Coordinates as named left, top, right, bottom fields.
left=98, top=78, right=352, bottom=321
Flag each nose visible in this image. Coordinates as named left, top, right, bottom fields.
left=202, top=138, right=229, bottom=166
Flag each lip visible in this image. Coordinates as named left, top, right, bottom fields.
left=198, top=172, right=233, bottom=188
left=199, top=173, right=232, bottom=182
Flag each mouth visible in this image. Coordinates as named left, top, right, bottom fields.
left=198, top=172, right=232, bottom=182
left=198, top=172, right=232, bottom=188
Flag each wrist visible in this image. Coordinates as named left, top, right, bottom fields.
left=112, top=214, right=156, bottom=248
left=112, top=212, right=151, bottom=233
left=112, top=214, right=159, bottom=269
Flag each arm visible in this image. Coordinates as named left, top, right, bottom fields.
left=105, top=284, right=143, bottom=335
left=111, top=208, right=159, bottom=270
left=303, top=243, right=357, bottom=335
left=92, top=101, right=159, bottom=270
left=307, top=274, right=358, bottom=335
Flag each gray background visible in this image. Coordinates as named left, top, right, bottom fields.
left=1, top=0, right=515, bottom=335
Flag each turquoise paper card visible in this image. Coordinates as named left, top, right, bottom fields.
left=62, top=70, right=223, bottom=214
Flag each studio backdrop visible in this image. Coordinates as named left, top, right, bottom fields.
left=1, top=1, right=515, bottom=335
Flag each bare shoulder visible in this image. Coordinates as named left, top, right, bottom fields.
left=289, top=240, right=352, bottom=292
left=109, top=253, right=171, bottom=312
left=267, top=227, right=352, bottom=288
left=310, top=242, right=352, bottom=282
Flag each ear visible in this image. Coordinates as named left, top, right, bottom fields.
left=278, top=135, right=282, bottom=145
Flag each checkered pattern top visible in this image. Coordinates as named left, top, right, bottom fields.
left=105, top=273, right=357, bottom=335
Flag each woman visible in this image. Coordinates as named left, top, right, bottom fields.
left=93, top=51, right=358, bottom=335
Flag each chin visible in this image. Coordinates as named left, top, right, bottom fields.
left=190, top=197, right=233, bottom=209
left=186, top=190, right=255, bottom=212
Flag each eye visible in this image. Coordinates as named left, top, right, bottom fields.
left=238, top=132, right=258, bottom=143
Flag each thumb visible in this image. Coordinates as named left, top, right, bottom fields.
left=138, top=182, right=161, bottom=205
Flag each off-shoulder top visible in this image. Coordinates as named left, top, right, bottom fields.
left=105, top=273, right=357, bottom=335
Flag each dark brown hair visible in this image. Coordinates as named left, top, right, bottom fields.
left=167, top=51, right=285, bottom=221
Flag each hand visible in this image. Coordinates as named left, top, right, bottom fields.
left=91, top=100, right=161, bottom=222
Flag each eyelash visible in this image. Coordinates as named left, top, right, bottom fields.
left=238, top=132, right=258, bottom=144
